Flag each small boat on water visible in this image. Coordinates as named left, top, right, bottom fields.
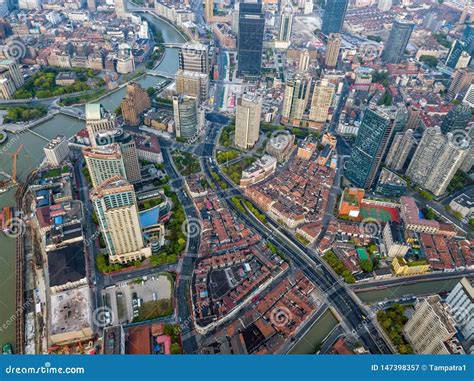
left=2, top=343, right=13, bottom=354
left=0, top=207, right=14, bottom=233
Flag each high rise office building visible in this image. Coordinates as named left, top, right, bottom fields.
left=237, top=0, right=265, bottom=78
left=440, top=105, right=472, bottom=134
left=463, top=84, right=474, bottom=107
left=204, top=0, right=214, bottom=22
left=404, top=296, right=457, bottom=354
left=121, top=82, right=151, bottom=126
left=91, top=177, right=151, bottom=264
left=446, top=40, right=467, bottom=69
left=406, top=106, right=421, bottom=131
left=178, top=42, right=209, bottom=74
left=449, top=68, right=474, bottom=96
left=463, top=22, right=474, bottom=55
left=298, top=49, right=310, bottom=71
left=278, top=8, right=293, bottom=42
left=0, top=59, right=24, bottom=100
left=87, top=0, right=96, bottom=11
left=95, top=129, right=142, bottom=183
left=44, top=135, right=70, bottom=167
left=325, top=33, right=341, bottom=67
left=345, top=108, right=394, bottom=189
left=115, top=0, right=128, bottom=18
left=83, top=144, right=127, bottom=188
left=446, top=278, right=474, bottom=349
left=173, top=95, right=199, bottom=139
left=385, top=129, right=415, bottom=172
left=406, top=126, right=468, bottom=196
left=175, top=69, right=209, bottom=105
left=309, top=79, right=335, bottom=123
left=321, top=0, right=349, bottom=35
left=377, top=0, right=392, bottom=11
left=234, top=93, right=262, bottom=149
left=282, top=73, right=311, bottom=121
left=381, top=19, right=415, bottom=64
left=85, top=103, right=117, bottom=147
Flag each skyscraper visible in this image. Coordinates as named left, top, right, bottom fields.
left=345, top=108, right=394, bottom=189
left=309, top=79, right=335, bottom=123
left=83, top=144, right=127, bottom=188
left=121, top=82, right=151, bottom=126
left=173, top=95, right=199, bottom=139
left=0, top=59, right=24, bottom=100
left=325, top=33, right=341, bottom=67
left=282, top=73, right=311, bottom=121
left=377, top=0, right=392, bottom=12
left=278, top=8, right=293, bottom=42
left=91, top=177, right=151, bottom=264
left=381, top=19, right=415, bottom=64
left=85, top=103, right=117, bottom=147
left=175, top=69, right=209, bottom=105
left=204, top=0, right=214, bottom=23
left=385, top=129, right=415, bottom=172
left=446, top=278, right=474, bottom=349
left=237, top=0, right=265, bottom=78
left=115, top=0, right=128, bottom=18
left=449, top=68, right=474, bottom=96
left=406, top=126, right=468, bottom=196
left=404, top=296, right=456, bottom=354
left=446, top=40, right=466, bottom=69
left=95, top=129, right=142, bottom=183
left=298, top=49, right=310, bottom=71
left=87, top=0, right=96, bottom=11
left=234, top=93, right=262, bottom=149
left=321, top=0, right=349, bottom=35
left=440, top=105, right=472, bottom=134
left=178, top=42, right=209, bottom=74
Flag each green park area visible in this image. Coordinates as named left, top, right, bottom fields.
left=216, top=150, right=240, bottom=164
left=221, top=156, right=257, bottom=184
left=377, top=304, right=414, bottom=354
left=14, top=67, right=102, bottom=99
left=172, top=150, right=201, bottom=176
left=133, top=299, right=173, bottom=323
left=1, top=105, right=47, bottom=123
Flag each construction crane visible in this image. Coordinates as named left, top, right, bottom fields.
left=6, top=144, right=23, bottom=184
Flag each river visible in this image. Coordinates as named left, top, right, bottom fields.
left=0, top=12, right=185, bottom=349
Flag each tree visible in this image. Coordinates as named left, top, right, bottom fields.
left=360, top=259, right=374, bottom=272
left=419, top=55, right=438, bottom=68
left=170, top=343, right=181, bottom=354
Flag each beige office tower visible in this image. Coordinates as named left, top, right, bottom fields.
left=85, top=103, right=116, bottom=147
left=309, top=79, right=335, bottom=122
left=449, top=68, right=474, bottom=96
left=406, top=126, right=468, bottom=196
left=298, top=49, right=310, bottom=71
left=385, top=129, right=415, bottom=172
left=234, top=93, right=262, bottom=150
left=175, top=69, right=209, bottom=104
left=282, top=73, right=311, bottom=120
left=406, top=105, right=421, bottom=131
left=87, top=0, right=96, bottom=11
left=91, top=177, right=151, bottom=265
left=204, top=0, right=214, bottom=22
left=83, top=144, right=127, bottom=188
left=404, top=296, right=457, bottom=354
left=325, top=33, right=341, bottom=67
left=0, top=59, right=24, bottom=99
left=178, top=41, right=209, bottom=74
left=115, top=0, right=128, bottom=18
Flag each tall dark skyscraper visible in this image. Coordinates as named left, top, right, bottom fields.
left=237, top=0, right=265, bottom=78
left=321, top=0, right=349, bottom=35
left=440, top=105, right=472, bottom=134
left=345, top=108, right=394, bottom=189
left=381, top=19, right=415, bottom=64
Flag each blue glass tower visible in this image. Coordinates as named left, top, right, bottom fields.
left=345, top=108, right=394, bottom=189
left=381, top=19, right=415, bottom=64
left=237, top=0, right=265, bottom=78
left=321, top=0, right=349, bottom=35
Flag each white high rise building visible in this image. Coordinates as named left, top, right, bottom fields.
left=234, top=93, right=262, bottom=150
left=44, top=135, right=70, bottom=166
left=463, top=84, right=474, bottom=107
left=91, top=177, right=151, bottom=264
left=385, top=129, right=415, bottom=172
left=309, top=79, right=335, bottom=123
left=377, top=0, right=392, bottom=12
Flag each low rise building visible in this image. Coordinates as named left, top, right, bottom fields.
left=383, top=221, right=409, bottom=258
left=240, top=155, right=277, bottom=188
left=392, top=256, right=430, bottom=276
left=449, top=190, right=474, bottom=219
